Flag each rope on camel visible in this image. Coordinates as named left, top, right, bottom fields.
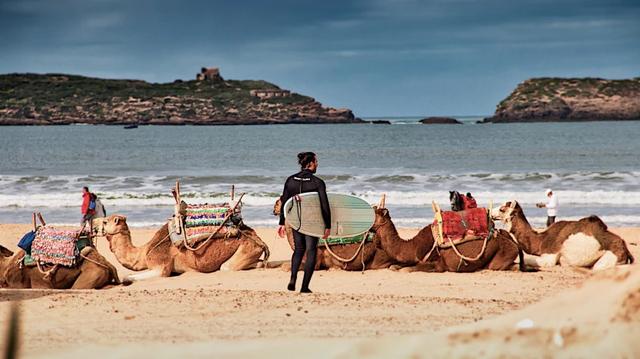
left=420, top=238, right=438, bottom=262
left=147, top=232, right=173, bottom=255
left=448, top=228, right=493, bottom=262
left=79, top=251, right=112, bottom=271
left=36, top=261, right=58, bottom=280
left=320, top=231, right=371, bottom=263
left=182, top=193, right=246, bottom=252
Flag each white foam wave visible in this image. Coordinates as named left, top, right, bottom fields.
left=3, top=189, right=640, bottom=209
left=359, top=190, right=640, bottom=207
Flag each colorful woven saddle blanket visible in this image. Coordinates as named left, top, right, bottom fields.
left=318, top=231, right=374, bottom=247
left=170, top=203, right=242, bottom=246
left=29, top=227, right=92, bottom=267
left=23, top=236, right=92, bottom=267
left=433, top=208, right=491, bottom=247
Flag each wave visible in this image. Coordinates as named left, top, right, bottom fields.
left=3, top=189, right=640, bottom=209
left=1, top=170, right=638, bottom=190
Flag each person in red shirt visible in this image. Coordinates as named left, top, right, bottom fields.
left=81, top=186, right=96, bottom=229
left=463, top=192, right=477, bottom=209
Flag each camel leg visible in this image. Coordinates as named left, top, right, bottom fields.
left=122, top=268, right=164, bottom=285
left=592, top=251, right=618, bottom=271
left=220, top=242, right=264, bottom=271
left=413, top=260, right=446, bottom=272
left=280, top=261, right=292, bottom=272
left=368, top=248, right=396, bottom=270
left=71, top=270, right=110, bottom=289
left=486, top=242, right=520, bottom=271
left=523, top=253, right=559, bottom=268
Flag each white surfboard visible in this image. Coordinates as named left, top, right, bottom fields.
left=283, top=192, right=375, bottom=238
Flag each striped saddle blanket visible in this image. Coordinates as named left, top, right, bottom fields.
left=31, top=227, right=84, bottom=267
left=177, top=203, right=242, bottom=244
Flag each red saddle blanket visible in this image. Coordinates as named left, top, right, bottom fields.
left=435, top=208, right=489, bottom=243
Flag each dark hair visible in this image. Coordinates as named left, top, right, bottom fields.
left=466, top=192, right=473, bottom=198
left=83, top=186, right=89, bottom=192
left=297, top=152, right=316, bottom=169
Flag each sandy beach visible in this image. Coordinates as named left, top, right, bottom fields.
left=1, top=223, right=639, bottom=358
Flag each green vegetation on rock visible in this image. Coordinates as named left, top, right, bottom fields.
left=0, top=73, right=358, bottom=125
left=483, top=77, right=640, bottom=123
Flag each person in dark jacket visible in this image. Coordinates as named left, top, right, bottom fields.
left=277, top=152, right=331, bottom=293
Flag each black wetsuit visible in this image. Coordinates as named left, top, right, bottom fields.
left=279, top=169, right=331, bottom=292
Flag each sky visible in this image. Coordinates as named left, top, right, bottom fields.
left=0, top=0, right=638, bottom=117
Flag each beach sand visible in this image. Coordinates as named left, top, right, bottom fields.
left=1, top=224, right=639, bottom=358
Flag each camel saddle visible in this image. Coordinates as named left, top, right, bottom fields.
left=169, top=201, right=242, bottom=247
left=26, top=228, right=92, bottom=267
left=432, top=202, right=492, bottom=248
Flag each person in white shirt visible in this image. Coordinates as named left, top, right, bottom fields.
left=537, top=188, right=558, bottom=227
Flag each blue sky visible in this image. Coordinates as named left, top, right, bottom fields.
left=1, top=0, right=638, bottom=116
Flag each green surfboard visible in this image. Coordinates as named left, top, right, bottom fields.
left=283, top=193, right=375, bottom=238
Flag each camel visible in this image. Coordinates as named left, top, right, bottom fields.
left=0, top=243, right=119, bottom=289
left=281, top=226, right=396, bottom=271
left=93, top=214, right=270, bottom=284
left=273, top=199, right=396, bottom=270
left=492, top=200, right=634, bottom=270
left=372, top=197, right=530, bottom=272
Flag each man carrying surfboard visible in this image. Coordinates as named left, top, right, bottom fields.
left=278, top=152, right=331, bottom=294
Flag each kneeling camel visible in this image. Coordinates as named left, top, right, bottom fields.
left=273, top=198, right=396, bottom=271
left=94, top=214, right=270, bottom=284
left=372, top=197, right=530, bottom=272
left=0, top=244, right=119, bottom=289
left=492, top=200, right=634, bottom=270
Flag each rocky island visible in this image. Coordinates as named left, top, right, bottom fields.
left=0, top=67, right=362, bottom=125
left=419, top=117, right=462, bottom=125
left=481, top=77, right=640, bottom=123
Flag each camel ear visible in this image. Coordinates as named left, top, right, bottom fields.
left=114, top=217, right=120, bottom=225
left=509, top=200, right=517, bottom=209
left=378, top=194, right=386, bottom=209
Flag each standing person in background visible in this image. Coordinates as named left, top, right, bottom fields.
left=80, top=186, right=96, bottom=230
left=537, top=188, right=558, bottom=227
left=277, top=152, right=331, bottom=294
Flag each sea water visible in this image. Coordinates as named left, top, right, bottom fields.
left=1, top=118, right=639, bottom=228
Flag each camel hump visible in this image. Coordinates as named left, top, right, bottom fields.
left=579, top=215, right=608, bottom=230
left=80, top=246, right=95, bottom=256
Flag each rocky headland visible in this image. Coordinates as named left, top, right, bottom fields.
left=419, top=116, right=462, bottom=124
left=481, top=77, right=640, bottom=123
left=0, top=69, right=361, bottom=125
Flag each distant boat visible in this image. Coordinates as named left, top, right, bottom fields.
left=123, top=124, right=138, bottom=129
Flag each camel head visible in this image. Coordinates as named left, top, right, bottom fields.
left=0, top=245, right=13, bottom=288
left=492, top=201, right=522, bottom=229
left=272, top=197, right=282, bottom=217
left=371, top=194, right=391, bottom=231
left=0, top=245, right=13, bottom=258
left=93, top=214, right=129, bottom=240
left=371, top=206, right=392, bottom=231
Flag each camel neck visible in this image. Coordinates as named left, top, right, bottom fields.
left=109, top=230, right=147, bottom=271
left=376, top=219, right=433, bottom=264
left=510, top=212, right=542, bottom=255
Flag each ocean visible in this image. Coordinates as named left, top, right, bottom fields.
left=1, top=117, right=639, bottom=228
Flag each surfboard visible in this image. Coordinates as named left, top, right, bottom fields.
left=283, top=193, right=375, bottom=238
